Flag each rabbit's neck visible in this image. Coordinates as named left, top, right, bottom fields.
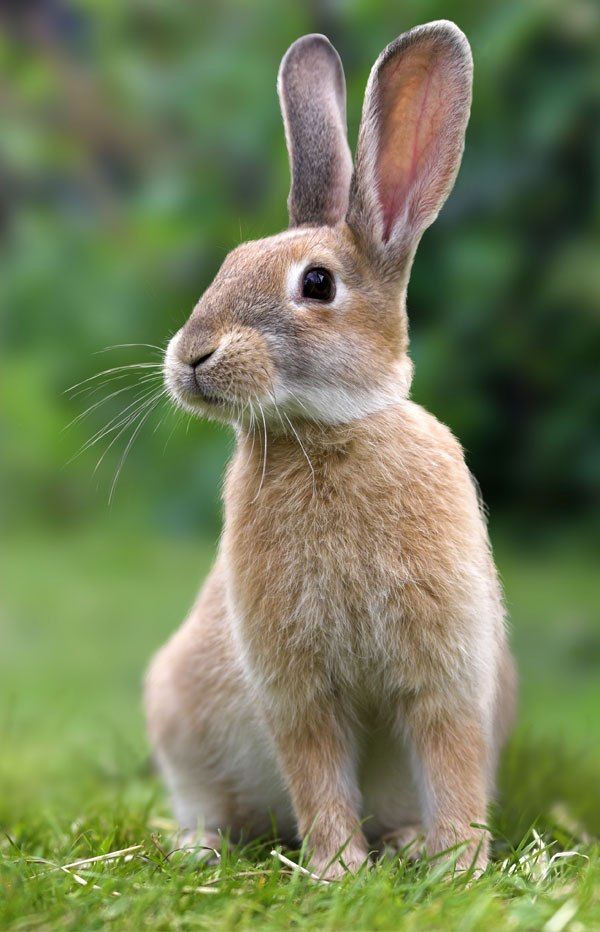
left=234, top=409, right=388, bottom=476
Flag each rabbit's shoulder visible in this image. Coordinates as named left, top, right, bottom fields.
left=368, top=400, right=470, bottom=485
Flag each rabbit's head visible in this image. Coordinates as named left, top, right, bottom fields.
left=165, top=22, right=472, bottom=426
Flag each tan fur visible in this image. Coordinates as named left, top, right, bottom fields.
left=145, top=21, right=516, bottom=879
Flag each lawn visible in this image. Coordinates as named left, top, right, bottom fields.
left=1, top=525, right=599, bottom=930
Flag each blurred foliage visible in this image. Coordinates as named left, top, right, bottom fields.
left=1, top=0, right=599, bottom=534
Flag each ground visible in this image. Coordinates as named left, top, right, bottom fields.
left=1, top=526, right=599, bottom=930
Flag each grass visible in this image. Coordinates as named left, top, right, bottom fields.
left=1, top=524, right=599, bottom=930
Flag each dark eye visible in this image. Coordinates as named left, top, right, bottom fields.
left=301, top=267, right=335, bottom=302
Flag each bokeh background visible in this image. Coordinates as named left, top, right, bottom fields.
left=1, top=0, right=599, bottom=833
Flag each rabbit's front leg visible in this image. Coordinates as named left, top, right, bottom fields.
left=405, top=699, right=490, bottom=873
left=270, top=707, right=369, bottom=879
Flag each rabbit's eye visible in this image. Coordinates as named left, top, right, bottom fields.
left=302, top=267, right=335, bottom=302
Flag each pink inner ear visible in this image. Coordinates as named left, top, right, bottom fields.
left=376, top=46, right=450, bottom=243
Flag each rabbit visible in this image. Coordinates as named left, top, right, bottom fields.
left=145, top=21, right=516, bottom=880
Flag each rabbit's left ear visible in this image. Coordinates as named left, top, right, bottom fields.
left=348, top=21, right=472, bottom=265
left=278, top=34, right=353, bottom=228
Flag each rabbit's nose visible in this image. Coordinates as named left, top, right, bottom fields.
left=192, top=346, right=218, bottom=368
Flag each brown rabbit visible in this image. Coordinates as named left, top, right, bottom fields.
left=145, top=21, right=516, bottom=879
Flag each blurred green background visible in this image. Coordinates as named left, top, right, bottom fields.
left=1, top=0, right=599, bottom=823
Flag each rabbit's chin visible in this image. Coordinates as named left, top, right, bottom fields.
left=167, top=387, right=238, bottom=424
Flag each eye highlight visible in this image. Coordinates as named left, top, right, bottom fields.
left=301, top=267, right=335, bottom=302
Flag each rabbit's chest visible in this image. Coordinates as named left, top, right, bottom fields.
left=226, top=468, right=418, bottom=691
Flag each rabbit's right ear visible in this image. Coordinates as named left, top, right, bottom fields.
left=348, top=21, right=473, bottom=270
left=278, top=35, right=353, bottom=228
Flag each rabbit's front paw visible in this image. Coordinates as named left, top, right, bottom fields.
left=427, top=827, right=489, bottom=875
left=309, top=840, right=369, bottom=880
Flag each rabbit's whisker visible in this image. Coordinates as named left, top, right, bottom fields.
left=66, top=362, right=163, bottom=396
left=264, top=388, right=309, bottom=481
left=69, top=369, right=163, bottom=400
left=256, top=370, right=317, bottom=494
left=162, top=407, right=187, bottom=456
left=151, top=397, right=174, bottom=436
left=108, top=391, right=168, bottom=503
left=69, top=384, right=164, bottom=464
left=251, top=401, right=268, bottom=504
left=281, top=409, right=316, bottom=495
left=286, top=388, right=327, bottom=437
left=93, top=388, right=168, bottom=480
left=95, top=343, right=166, bottom=357
left=65, top=373, right=162, bottom=430
left=246, top=400, right=257, bottom=466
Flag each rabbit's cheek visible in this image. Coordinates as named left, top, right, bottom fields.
left=206, top=327, right=275, bottom=398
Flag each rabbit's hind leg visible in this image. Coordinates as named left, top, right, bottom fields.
left=151, top=704, right=293, bottom=855
left=145, top=631, right=239, bottom=853
left=145, top=572, right=294, bottom=851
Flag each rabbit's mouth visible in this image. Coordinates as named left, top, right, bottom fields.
left=168, top=387, right=242, bottom=426
left=175, top=383, right=229, bottom=411
left=162, top=363, right=223, bottom=415
left=193, top=389, right=228, bottom=408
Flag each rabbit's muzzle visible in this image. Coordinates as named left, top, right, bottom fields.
left=164, top=324, right=276, bottom=421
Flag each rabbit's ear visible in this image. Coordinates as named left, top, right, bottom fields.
left=278, top=34, right=353, bottom=228
left=348, top=21, right=472, bottom=265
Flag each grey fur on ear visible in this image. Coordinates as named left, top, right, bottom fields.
left=348, top=21, right=473, bottom=264
left=278, top=34, right=353, bottom=228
